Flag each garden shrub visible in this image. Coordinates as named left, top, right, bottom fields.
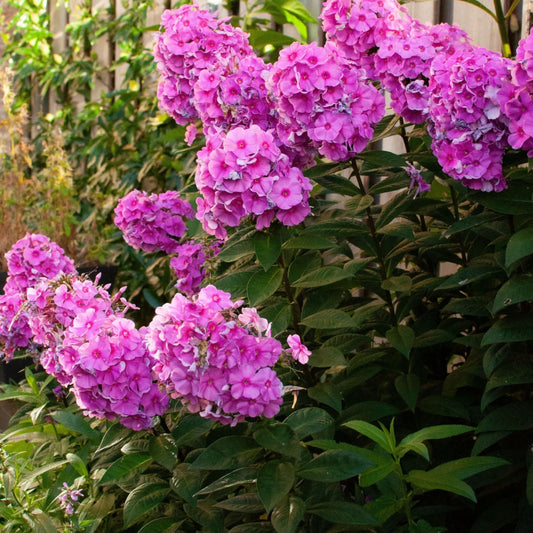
left=1, top=1, right=533, bottom=532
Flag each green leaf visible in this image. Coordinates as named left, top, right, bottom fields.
left=215, top=493, right=265, bottom=513
left=298, top=449, right=374, bottom=482
left=51, top=411, right=100, bottom=440
left=95, top=424, right=132, bottom=456
left=418, top=396, right=471, bottom=421
left=142, top=288, right=161, bottom=309
left=291, top=266, right=353, bottom=288
left=138, top=518, right=178, bottom=533
left=398, top=425, right=474, bottom=449
left=99, top=453, right=152, bottom=485
left=430, top=456, right=508, bottom=480
left=184, top=500, right=224, bottom=530
left=123, top=482, right=169, bottom=528
left=492, top=275, right=533, bottom=313
left=284, top=235, right=336, bottom=249
left=257, top=461, right=295, bottom=513
left=359, top=150, right=405, bottom=169
left=254, top=231, right=281, bottom=271
left=271, top=496, right=305, bottom=533
left=287, top=252, right=322, bottom=283
left=20, top=460, right=69, bottom=490
left=217, top=238, right=255, bottom=262
left=312, top=173, right=360, bottom=196
left=413, top=328, right=455, bottom=348
left=215, top=271, right=256, bottom=299
left=406, top=470, right=476, bottom=502
left=149, top=435, right=177, bottom=471
left=482, top=313, right=533, bottom=345
left=248, top=28, right=296, bottom=50
left=359, top=458, right=397, bottom=487
left=195, top=467, right=257, bottom=496
left=386, top=325, right=415, bottom=358
left=284, top=407, right=334, bottom=439
left=300, top=309, right=356, bottom=329
left=505, top=227, right=533, bottom=267
left=470, top=181, right=533, bottom=214
left=30, top=510, right=58, bottom=533
left=477, top=400, right=533, bottom=433
left=228, top=523, right=275, bottom=532
left=308, top=346, right=348, bottom=368
left=172, top=415, right=214, bottom=446
left=260, top=302, right=292, bottom=336
left=247, top=266, right=283, bottom=306
left=437, top=266, right=503, bottom=290
left=191, top=436, right=261, bottom=470
left=170, top=464, right=203, bottom=504
left=66, top=452, right=89, bottom=478
left=308, top=382, right=343, bottom=413
left=381, top=275, right=412, bottom=293
left=527, top=463, right=533, bottom=505
left=344, top=420, right=393, bottom=453
left=345, top=194, right=374, bottom=215
left=485, top=356, right=533, bottom=392
left=254, top=423, right=301, bottom=458
left=443, top=297, right=491, bottom=317
left=395, top=374, right=420, bottom=412
left=307, top=501, right=379, bottom=526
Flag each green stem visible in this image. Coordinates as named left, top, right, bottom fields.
left=449, top=185, right=468, bottom=267
left=352, top=161, right=398, bottom=327
left=493, top=0, right=512, bottom=57
left=279, top=256, right=302, bottom=336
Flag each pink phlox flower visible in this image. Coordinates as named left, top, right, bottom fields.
left=406, top=163, right=430, bottom=197
left=238, top=307, right=270, bottom=334
left=287, top=334, right=311, bottom=364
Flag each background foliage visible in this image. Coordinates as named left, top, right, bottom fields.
left=0, top=0, right=532, bottom=532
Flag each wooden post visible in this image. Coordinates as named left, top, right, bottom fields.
left=48, top=0, right=68, bottom=115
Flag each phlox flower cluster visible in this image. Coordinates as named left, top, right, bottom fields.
left=57, top=482, right=83, bottom=516
left=0, top=292, right=34, bottom=359
left=3, top=233, right=76, bottom=294
left=114, top=189, right=195, bottom=254
left=195, top=125, right=312, bottom=239
left=320, top=0, right=470, bottom=124
left=170, top=240, right=221, bottom=296
left=498, top=29, right=533, bottom=155
left=374, top=21, right=469, bottom=123
left=153, top=1, right=253, bottom=126
left=25, top=273, right=169, bottom=430
left=320, top=0, right=409, bottom=79
left=267, top=41, right=385, bottom=161
left=194, top=54, right=274, bottom=137
left=0, top=234, right=76, bottom=359
left=428, top=45, right=512, bottom=192
left=144, top=285, right=289, bottom=426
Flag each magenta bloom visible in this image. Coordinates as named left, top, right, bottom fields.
left=153, top=2, right=253, bottom=126
left=114, top=189, right=194, bottom=253
left=267, top=41, right=385, bottom=162
left=145, top=285, right=285, bottom=426
left=287, top=334, right=311, bottom=365
left=195, top=126, right=312, bottom=238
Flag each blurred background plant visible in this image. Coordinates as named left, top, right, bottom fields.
left=0, top=66, right=82, bottom=267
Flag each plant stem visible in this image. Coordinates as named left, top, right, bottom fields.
left=449, top=185, right=468, bottom=267
left=493, top=0, right=512, bottom=57
left=158, top=416, right=171, bottom=434
left=352, top=161, right=398, bottom=327
left=279, top=255, right=302, bottom=336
